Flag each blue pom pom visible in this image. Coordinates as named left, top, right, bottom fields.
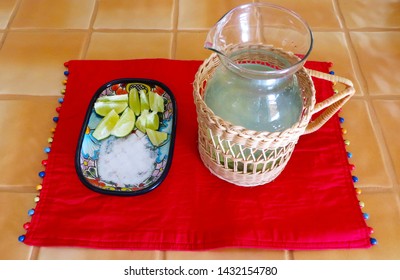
left=28, top=209, right=35, bottom=216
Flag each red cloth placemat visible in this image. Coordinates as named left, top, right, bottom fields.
left=23, top=59, right=372, bottom=250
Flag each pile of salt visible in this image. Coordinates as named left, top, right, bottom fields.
left=97, top=133, right=156, bottom=187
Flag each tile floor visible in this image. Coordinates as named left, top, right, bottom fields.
left=0, top=0, right=399, bottom=260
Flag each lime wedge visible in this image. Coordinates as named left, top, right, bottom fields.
left=92, top=110, right=119, bottom=140
left=149, top=91, right=165, bottom=113
left=149, top=91, right=155, bottom=111
left=135, top=109, right=149, bottom=133
left=146, top=111, right=159, bottom=131
left=94, top=101, right=128, bottom=117
left=111, top=107, right=135, bottom=137
left=128, top=88, right=141, bottom=116
left=97, top=95, right=128, bottom=103
left=146, top=129, right=168, bottom=147
left=139, top=89, right=149, bottom=112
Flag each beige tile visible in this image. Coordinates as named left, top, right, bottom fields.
left=178, top=0, right=250, bottom=29
left=94, top=0, right=174, bottom=30
left=175, top=31, right=210, bottom=60
left=339, top=0, right=400, bottom=29
left=372, top=100, right=400, bottom=182
left=309, top=31, right=362, bottom=95
left=86, top=32, right=172, bottom=59
left=0, top=192, right=36, bottom=259
left=339, top=100, right=391, bottom=188
left=0, top=0, right=17, bottom=29
left=293, top=192, right=400, bottom=259
left=0, top=98, right=60, bottom=187
left=165, top=248, right=286, bottom=260
left=0, top=31, right=85, bottom=95
left=350, top=32, right=400, bottom=96
left=37, top=247, right=160, bottom=260
left=260, top=0, right=340, bottom=29
left=11, top=0, right=95, bottom=29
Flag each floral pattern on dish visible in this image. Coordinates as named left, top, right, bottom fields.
left=76, top=79, right=176, bottom=196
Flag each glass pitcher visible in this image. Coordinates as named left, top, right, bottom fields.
left=203, top=3, right=313, bottom=132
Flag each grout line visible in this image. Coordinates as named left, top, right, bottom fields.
left=0, top=94, right=61, bottom=100
left=0, top=185, right=37, bottom=193
left=80, top=0, right=99, bottom=59
left=28, top=246, right=40, bottom=260
left=82, top=28, right=176, bottom=33
left=170, top=0, right=180, bottom=59
left=4, top=28, right=94, bottom=33
left=0, top=0, right=22, bottom=49
left=5, top=0, right=23, bottom=29
left=348, top=27, right=400, bottom=32
left=285, top=250, right=294, bottom=260
left=331, top=0, right=345, bottom=29
left=332, top=0, right=369, bottom=96
left=155, top=250, right=166, bottom=260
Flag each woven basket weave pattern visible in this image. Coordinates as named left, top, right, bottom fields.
left=193, top=45, right=355, bottom=186
left=193, top=47, right=316, bottom=186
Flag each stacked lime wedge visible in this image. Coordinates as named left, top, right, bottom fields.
left=111, top=107, right=136, bottom=137
left=149, top=90, right=165, bottom=113
left=139, top=89, right=150, bottom=112
left=92, top=84, right=169, bottom=145
left=94, top=94, right=128, bottom=117
left=129, top=88, right=141, bottom=116
left=146, top=128, right=168, bottom=147
left=93, top=110, right=120, bottom=140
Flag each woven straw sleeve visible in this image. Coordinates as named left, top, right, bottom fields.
left=193, top=52, right=354, bottom=186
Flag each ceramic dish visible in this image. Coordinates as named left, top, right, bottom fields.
left=75, top=79, right=176, bottom=196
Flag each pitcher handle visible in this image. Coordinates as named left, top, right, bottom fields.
left=304, top=69, right=355, bottom=134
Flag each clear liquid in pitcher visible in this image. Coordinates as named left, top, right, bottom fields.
left=204, top=54, right=303, bottom=132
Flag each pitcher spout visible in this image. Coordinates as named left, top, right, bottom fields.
left=204, top=16, right=228, bottom=57
left=203, top=2, right=313, bottom=78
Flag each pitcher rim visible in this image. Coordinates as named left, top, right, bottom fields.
left=205, top=2, right=314, bottom=77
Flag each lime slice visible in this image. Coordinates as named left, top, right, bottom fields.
left=149, top=91, right=165, bottom=113
left=97, top=95, right=128, bottom=103
left=128, top=88, right=141, bottom=116
left=135, top=109, right=149, bottom=133
left=94, top=101, right=128, bottom=117
left=92, top=110, right=119, bottom=140
left=111, top=107, right=136, bottom=137
left=146, top=111, right=159, bottom=131
left=155, top=94, right=165, bottom=113
left=146, top=129, right=168, bottom=147
left=149, top=91, right=155, bottom=111
left=139, top=89, right=149, bottom=112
